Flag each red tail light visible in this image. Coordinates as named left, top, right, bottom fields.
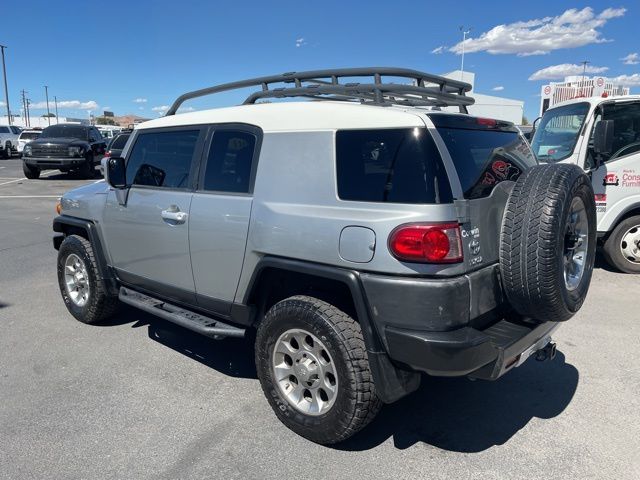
left=389, top=223, right=463, bottom=263
left=477, top=117, right=497, bottom=126
left=104, top=150, right=111, bottom=158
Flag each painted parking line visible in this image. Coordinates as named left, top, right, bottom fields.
left=0, top=171, right=60, bottom=186
left=0, top=195, right=61, bottom=198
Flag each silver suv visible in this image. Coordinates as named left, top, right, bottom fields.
left=53, top=68, right=597, bottom=444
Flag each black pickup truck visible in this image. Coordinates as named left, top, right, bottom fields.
left=22, top=124, right=107, bottom=179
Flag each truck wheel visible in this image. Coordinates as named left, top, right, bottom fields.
left=57, top=235, right=119, bottom=324
left=603, top=216, right=640, bottom=273
left=78, top=154, right=95, bottom=179
left=255, top=295, right=382, bottom=444
left=2, top=143, right=10, bottom=159
left=23, top=162, right=41, bottom=179
left=500, top=164, right=596, bottom=322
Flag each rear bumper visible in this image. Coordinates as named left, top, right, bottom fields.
left=24, top=157, right=85, bottom=168
left=361, top=264, right=561, bottom=379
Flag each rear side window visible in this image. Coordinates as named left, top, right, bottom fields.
left=336, top=128, right=453, bottom=204
left=0, top=127, right=9, bottom=133
left=202, top=130, right=257, bottom=193
left=126, top=130, right=199, bottom=189
left=110, top=134, right=129, bottom=149
left=436, top=128, right=536, bottom=199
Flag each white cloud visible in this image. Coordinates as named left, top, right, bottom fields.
left=529, top=63, right=609, bottom=81
left=0, top=101, right=4, bottom=107
left=621, top=53, right=639, bottom=65
left=431, top=46, right=446, bottom=54
left=152, top=105, right=169, bottom=113
left=103, top=106, right=111, bottom=111
left=133, top=98, right=147, bottom=103
left=492, top=85, right=504, bottom=91
left=450, top=7, right=626, bottom=56
left=139, top=106, right=144, bottom=110
left=295, top=37, right=306, bottom=48
left=608, top=73, right=640, bottom=87
left=30, top=100, right=99, bottom=110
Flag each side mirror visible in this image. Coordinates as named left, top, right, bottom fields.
left=593, top=120, right=614, bottom=155
left=530, top=116, right=542, bottom=138
left=106, top=157, right=127, bottom=188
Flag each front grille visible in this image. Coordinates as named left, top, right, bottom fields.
left=30, top=144, right=69, bottom=157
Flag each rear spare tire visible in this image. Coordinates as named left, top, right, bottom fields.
left=500, top=164, right=596, bottom=322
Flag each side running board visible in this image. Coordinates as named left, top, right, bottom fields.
left=118, top=287, right=245, bottom=339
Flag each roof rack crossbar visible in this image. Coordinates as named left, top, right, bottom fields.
left=165, top=67, right=473, bottom=116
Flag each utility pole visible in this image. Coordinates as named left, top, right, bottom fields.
left=25, top=97, right=31, bottom=127
left=54, top=95, right=59, bottom=124
left=459, top=26, right=472, bottom=81
left=21, top=89, right=27, bottom=127
left=44, top=85, right=51, bottom=126
left=0, top=45, right=11, bottom=124
left=579, top=60, right=590, bottom=97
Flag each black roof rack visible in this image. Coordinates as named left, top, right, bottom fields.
left=165, top=67, right=474, bottom=116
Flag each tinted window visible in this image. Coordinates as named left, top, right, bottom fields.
left=203, top=130, right=257, bottom=193
left=42, top=125, right=88, bottom=140
left=110, top=134, right=130, bottom=150
left=19, top=132, right=40, bottom=140
left=437, top=128, right=536, bottom=199
left=0, top=127, right=9, bottom=133
left=336, top=128, right=452, bottom=204
left=126, top=130, right=199, bottom=189
left=10, top=126, right=21, bottom=134
left=593, top=102, right=640, bottom=162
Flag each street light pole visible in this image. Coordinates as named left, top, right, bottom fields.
left=0, top=45, right=12, bottom=125
left=459, top=26, right=472, bottom=81
left=44, top=85, right=50, bottom=126
left=54, top=95, right=59, bottom=124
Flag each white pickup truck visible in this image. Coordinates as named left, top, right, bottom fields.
left=0, top=125, right=20, bottom=159
left=531, top=95, right=640, bottom=273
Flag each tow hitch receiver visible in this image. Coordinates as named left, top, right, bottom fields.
left=535, top=342, right=557, bottom=362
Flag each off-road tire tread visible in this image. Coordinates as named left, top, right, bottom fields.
left=58, top=235, right=119, bottom=324
left=500, top=163, right=596, bottom=322
left=256, top=295, right=382, bottom=444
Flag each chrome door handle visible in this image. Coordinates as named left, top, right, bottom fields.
left=161, top=208, right=188, bottom=224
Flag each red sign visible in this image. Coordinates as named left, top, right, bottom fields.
left=596, top=77, right=604, bottom=87
left=543, top=85, right=551, bottom=95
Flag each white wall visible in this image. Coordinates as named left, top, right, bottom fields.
left=0, top=116, right=89, bottom=128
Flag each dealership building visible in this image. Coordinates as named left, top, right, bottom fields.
left=539, top=75, right=631, bottom=115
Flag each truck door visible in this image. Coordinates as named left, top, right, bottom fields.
left=586, top=101, right=640, bottom=232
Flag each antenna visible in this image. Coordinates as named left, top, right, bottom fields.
left=459, top=26, right=472, bottom=81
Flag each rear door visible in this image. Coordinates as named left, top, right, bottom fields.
left=189, top=124, right=261, bottom=315
left=426, top=114, right=537, bottom=271
left=102, top=127, right=205, bottom=303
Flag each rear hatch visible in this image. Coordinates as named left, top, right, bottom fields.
left=424, top=113, right=537, bottom=272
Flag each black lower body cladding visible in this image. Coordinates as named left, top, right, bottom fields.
left=500, top=163, right=597, bottom=322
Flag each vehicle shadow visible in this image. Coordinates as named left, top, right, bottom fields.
left=594, top=249, right=618, bottom=273
left=100, top=306, right=577, bottom=453
left=102, top=305, right=257, bottom=379
left=40, top=170, right=104, bottom=181
left=337, top=351, right=578, bottom=452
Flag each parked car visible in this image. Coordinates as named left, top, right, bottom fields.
left=52, top=68, right=596, bottom=444
left=17, top=129, right=42, bottom=154
left=531, top=95, right=640, bottom=273
left=22, top=124, right=107, bottom=179
left=104, top=131, right=131, bottom=158
left=0, top=125, right=20, bottom=158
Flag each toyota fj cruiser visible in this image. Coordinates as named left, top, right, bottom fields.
left=52, top=68, right=596, bottom=444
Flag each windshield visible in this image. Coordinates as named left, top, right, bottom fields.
left=531, top=102, right=590, bottom=163
left=437, top=127, right=536, bottom=199
left=41, top=125, right=88, bottom=140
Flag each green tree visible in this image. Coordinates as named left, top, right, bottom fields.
left=96, top=116, right=116, bottom=125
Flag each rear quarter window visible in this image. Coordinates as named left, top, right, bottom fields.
left=436, top=127, right=536, bottom=199
left=336, top=128, right=453, bottom=204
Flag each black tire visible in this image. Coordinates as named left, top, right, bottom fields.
left=2, top=143, right=10, bottom=159
left=78, top=154, right=95, bottom=179
left=255, top=295, right=382, bottom=444
left=57, top=235, right=119, bottom=324
left=602, top=216, right=640, bottom=274
left=22, top=162, right=41, bottom=179
left=500, top=164, right=596, bottom=322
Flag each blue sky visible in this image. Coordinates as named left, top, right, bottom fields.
left=2, top=0, right=638, bottom=121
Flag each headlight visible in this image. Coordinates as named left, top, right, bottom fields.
left=23, top=145, right=32, bottom=156
left=68, top=146, right=84, bottom=157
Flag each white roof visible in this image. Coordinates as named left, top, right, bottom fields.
left=137, top=101, right=426, bottom=132
left=550, top=94, right=640, bottom=110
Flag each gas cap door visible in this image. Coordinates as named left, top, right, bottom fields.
left=339, top=226, right=376, bottom=263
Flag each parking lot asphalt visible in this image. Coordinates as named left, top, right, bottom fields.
left=0, top=156, right=639, bottom=480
